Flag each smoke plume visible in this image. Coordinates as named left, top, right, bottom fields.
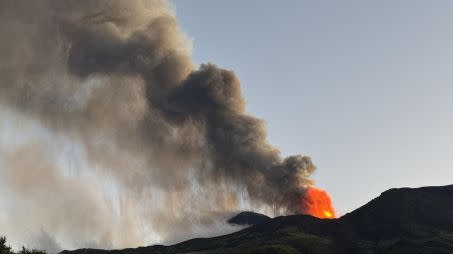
left=0, top=0, right=316, bottom=250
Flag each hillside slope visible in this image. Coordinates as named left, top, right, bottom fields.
left=227, top=211, right=271, bottom=226
left=61, top=185, right=453, bottom=254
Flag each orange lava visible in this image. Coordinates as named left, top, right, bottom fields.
left=300, top=187, right=336, bottom=219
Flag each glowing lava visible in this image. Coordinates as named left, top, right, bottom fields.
left=300, top=187, right=336, bottom=219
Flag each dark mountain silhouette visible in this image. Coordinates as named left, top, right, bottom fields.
left=61, top=185, right=453, bottom=254
left=227, top=211, right=271, bottom=226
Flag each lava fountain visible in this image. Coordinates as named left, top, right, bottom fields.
left=300, top=187, right=336, bottom=219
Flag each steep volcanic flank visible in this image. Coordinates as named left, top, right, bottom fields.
left=60, top=185, right=453, bottom=254
left=339, top=184, right=453, bottom=238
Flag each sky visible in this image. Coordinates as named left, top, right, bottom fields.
left=171, top=0, right=453, bottom=215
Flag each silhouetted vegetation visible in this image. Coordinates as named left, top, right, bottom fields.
left=0, top=237, right=45, bottom=254
left=0, top=237, right=12, bottom=254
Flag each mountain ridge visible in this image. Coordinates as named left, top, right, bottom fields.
left=61, top=185, right=453, bottom=254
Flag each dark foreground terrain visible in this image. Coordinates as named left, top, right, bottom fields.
left=61, top=185, right=453, bottom=254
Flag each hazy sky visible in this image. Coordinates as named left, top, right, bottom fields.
left=172, top=0, right=453, bottom=215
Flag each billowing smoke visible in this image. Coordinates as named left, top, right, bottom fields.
left=0, top=0, right=316, bottom=250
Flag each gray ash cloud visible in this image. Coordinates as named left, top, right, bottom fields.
left=0, top=0, right=316, bottom=249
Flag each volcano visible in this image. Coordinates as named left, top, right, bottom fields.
left=227, top=211, right=271, bottom=226
left=60, top=185, right=453, bottom=254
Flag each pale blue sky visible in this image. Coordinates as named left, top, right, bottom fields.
left=172, top=1, right=453, bottom=215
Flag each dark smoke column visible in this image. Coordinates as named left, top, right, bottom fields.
left=64, top=7, right=317, bottom=211
left=165, top=64, right=317, bottom=212
left=0, top=0, right=316, bottom=214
